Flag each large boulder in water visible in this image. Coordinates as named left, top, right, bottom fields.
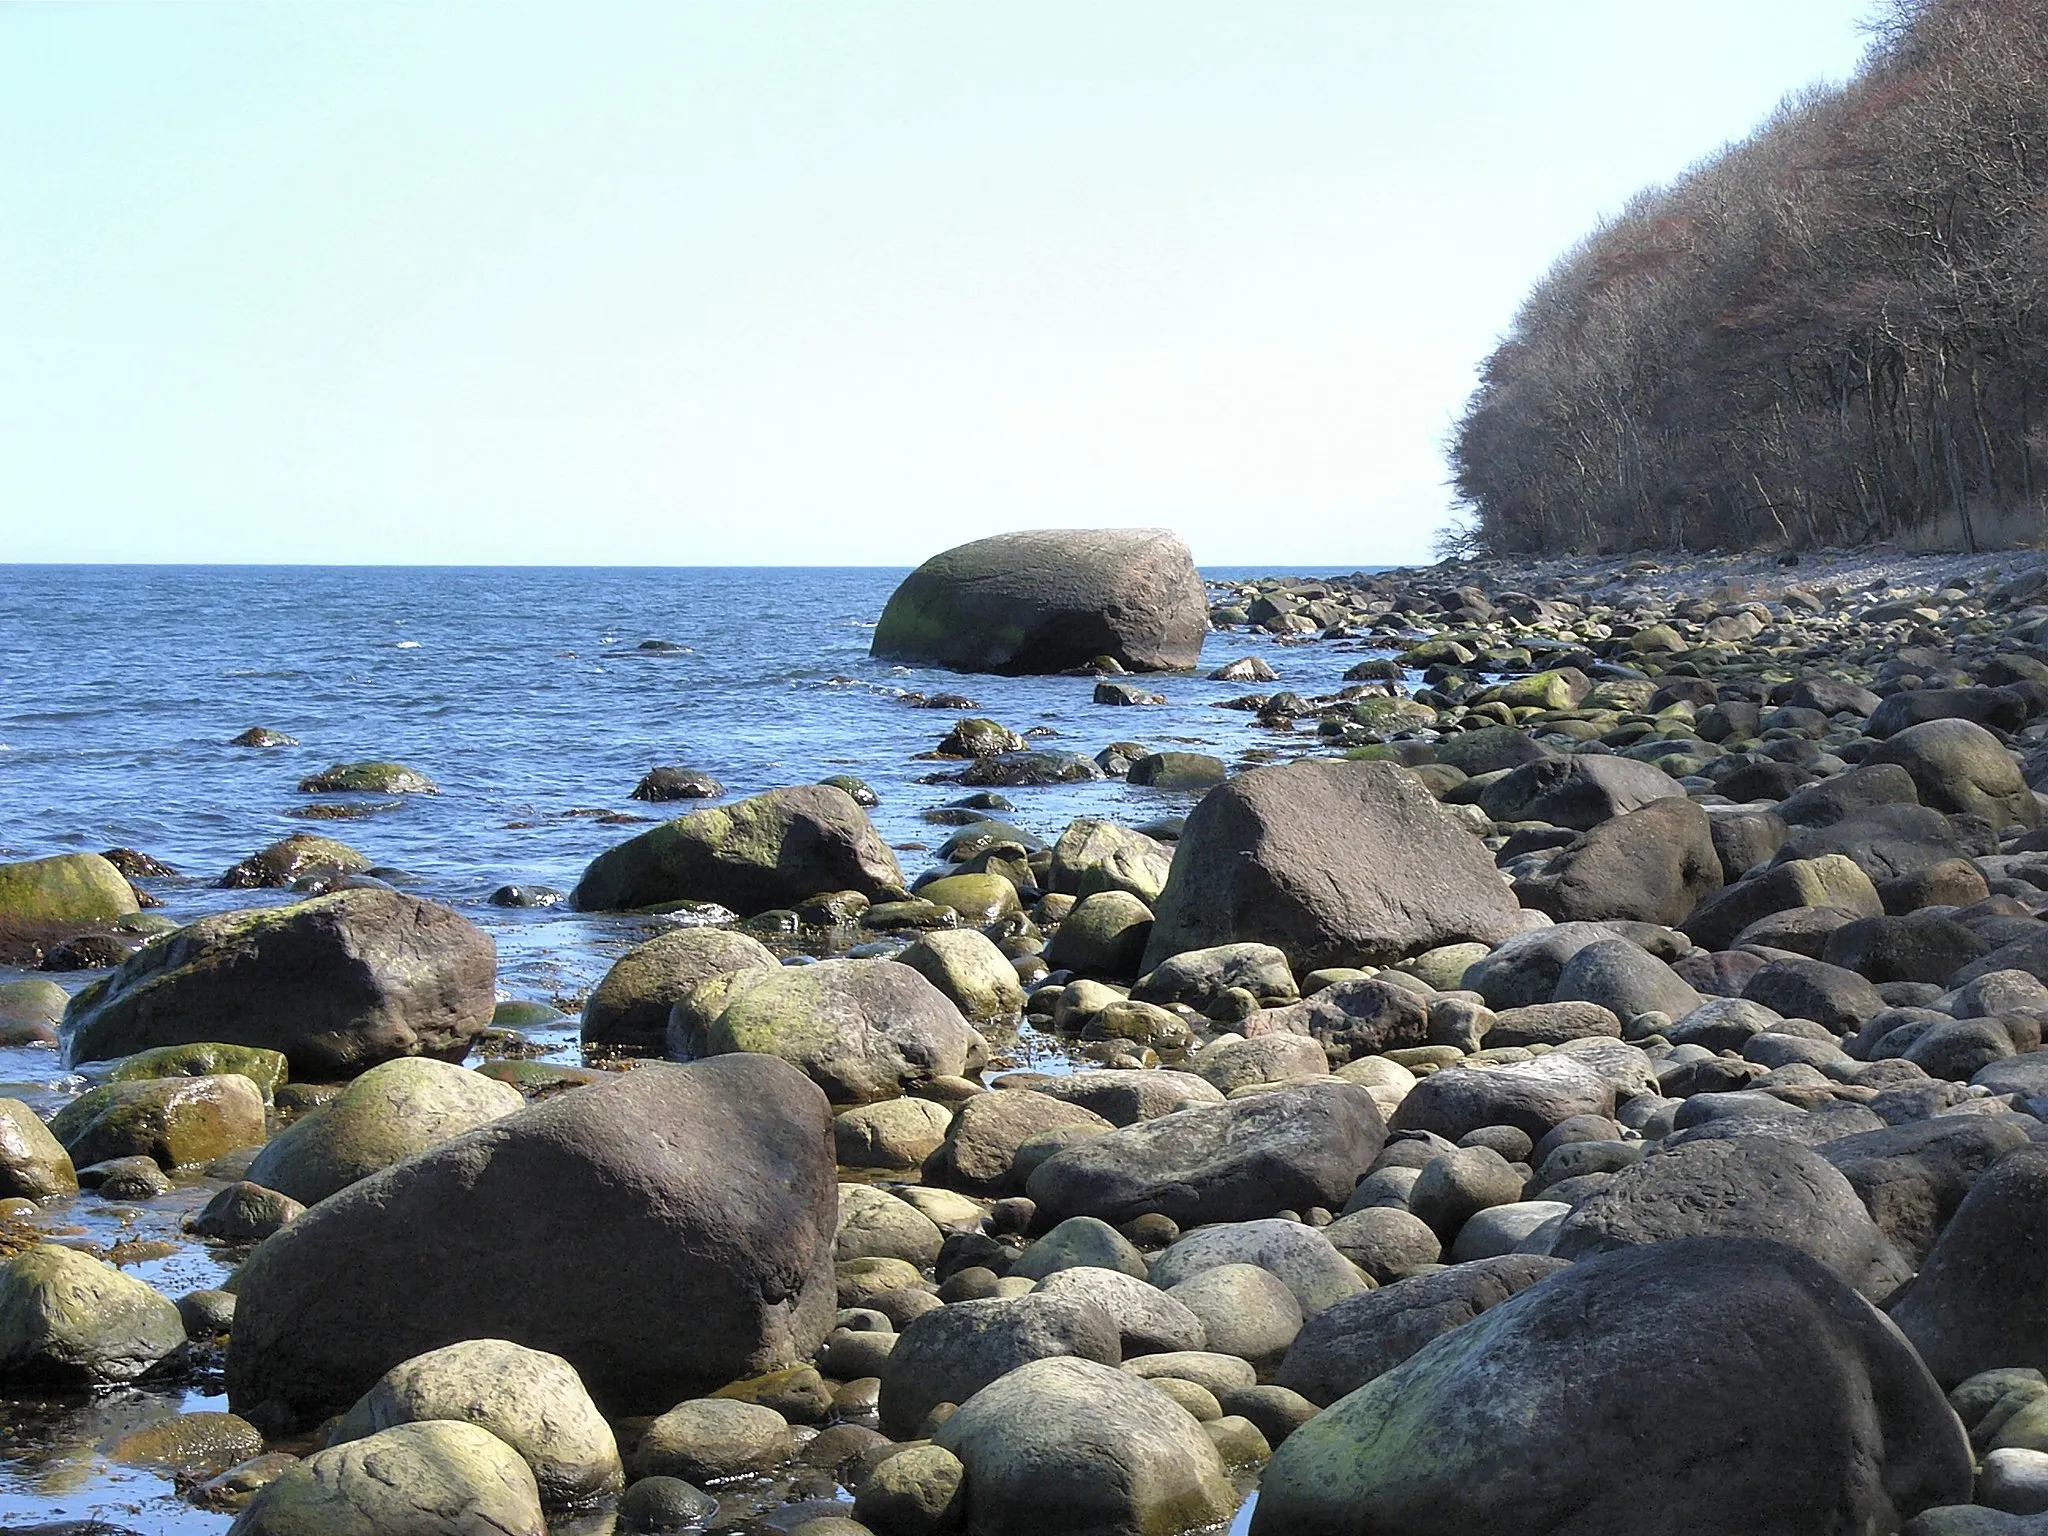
left=571, top=784, right=904, bottom=914
left=225, top=1055, right=839, bottom=1433
left=1250, top=1238, right=1971, bottom=1536
left=59, top=889, right=495, bottom=1079
left=1027, top=1079, right=1386, bottom=1228
left=870, top=527, right=1208, bottom=675
left=1141, top=760, right=1522, bottom=974
left=683, top=958, right=986, bottom=1105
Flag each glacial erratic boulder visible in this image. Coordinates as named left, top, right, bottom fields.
left=1141, top=760, right=1523, bottom=974
left=871, top=528, right=1209, bottom=675
left=225, top=1056, right=839, bottom=1432
left=571, top=784, right=904, bottom=915
left=59, top=888, right=496, bottom=1079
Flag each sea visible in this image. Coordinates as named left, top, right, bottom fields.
left=0, top=563, right=1386, bottom=1532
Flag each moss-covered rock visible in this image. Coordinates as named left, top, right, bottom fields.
left=245, top=1057, right=522, bottom=1206
left=696, top=958, right=986, bottom=1104
left=0, top=977, right=66, bottom=1046
left=0, top=1099, right=76, bottom=1199
left=916, top=872, right=1022, bottom=925
left=91, top=1042, right=290, bottom=1101
left=0, top=1243, right=185, bottom=1386
left=579, top=927, right=779, bottom=1053
left=50, top=1073, right=268, bottom=1169
left=897, top=929, right=1027, bottom=1020
left=219, top=834, right=373, bottom=890
left=296, top=761, right=440, bottom=795
left=571, top=784, right=904, bottom=916
left=225, top=1420, right=544, bottom=1536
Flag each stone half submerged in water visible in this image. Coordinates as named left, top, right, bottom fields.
left=871, top=528, right=1209, bottom=675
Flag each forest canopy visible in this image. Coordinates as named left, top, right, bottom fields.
left=1449, top=0, right=2048, bottom=556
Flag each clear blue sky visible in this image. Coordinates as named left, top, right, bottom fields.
left=0, top=3, right=1876, bottom=567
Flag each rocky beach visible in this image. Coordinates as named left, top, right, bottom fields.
left=10, top=529, right=2048, bottom=1534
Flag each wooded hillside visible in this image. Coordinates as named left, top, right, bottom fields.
left=1449, top=0, right=2048, bottom=555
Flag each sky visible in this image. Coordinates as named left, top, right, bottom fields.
left=0, top=3, right=1879, bottom=568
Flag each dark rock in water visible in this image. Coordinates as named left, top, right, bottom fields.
left=40, top=932, right=144, bottom=971
left=225, top=1055, right=839, bottom=1432
left=1889, top=1146, right=2048, bottom=1386
left=186, top=1180, right=304, bottom=1240
left=1554, top=1136, right=1911, bottom=1301
left=296, top=760, right=439, bottom=795
left=218, top=832, right=372, bottom=890
left=1142, top=759, right=1523, bottom=973
left=1094, top=680, right=1167, bottom=706
left=818, top=774, right=879, bottom=807
left=1212, top=655, right=1279, bottom=683
left=1275, top=1254, right=1567, bottom=1405
left=231, top=727, right=297, bottom=748
left=1128, top=751, right=1228, bottom=790
left=1028, top=1080, right=1387, bottom=1228
left=629, top=766, right=725, bottom=802
left=871, top=528, right=1209, bottom=675
left=571, top=783, right=904, bottom=915
left=60, top=888, right=497, bottom=1078
left=99, top=849, right=176, bottom=879
left=283, top=800, right=402, bottom=821
left=487, top=883, right=566, bottom=908
left=1252, top=1238, right=1971, bottom=1536
left=958, top=751, right=1104, bottom=788
left=935, top=718, right=1027, bottom=758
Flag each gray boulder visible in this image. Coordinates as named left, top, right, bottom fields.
left=1553, top=1136, right=1911, bottom=1300
left=1252, top=1238, right=1971, bottom=1536
left=244, top=1057, right=523, bottom=1206
left=225, top=1420, right=544, bottom=1536
left=1027, top=1080, right=1386, bottom=1228
left=0, top=1243, right=185, bottom=1387
left=870, top=527, right=1209, bottom=674
left=60, top=889, right=496, bottom=1078
left=1148, top=1218, right=1366, bottom=1317
left=1517, top=797, right=1723, bottom=925
left=933, top=1356, right=1239, bottom=1536
left=327, top=1338, right=622, bottom=1508
left=1478, top=753, right=1685, bottom=830
left=1868, top=719, right=2041, bottom=828
left=877, top=1292, right=1120, bottom=1438
left=1274, top=1253, right=1566, bottom=1406
left=226, top=1056, right=839, bottom=1432
left=1141, top=760, right=1522, bottom=973
left=1890, top=1147, right=2048, bottom=1386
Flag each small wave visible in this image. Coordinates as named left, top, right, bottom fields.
left=395, top=640, right=421, bottom=650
